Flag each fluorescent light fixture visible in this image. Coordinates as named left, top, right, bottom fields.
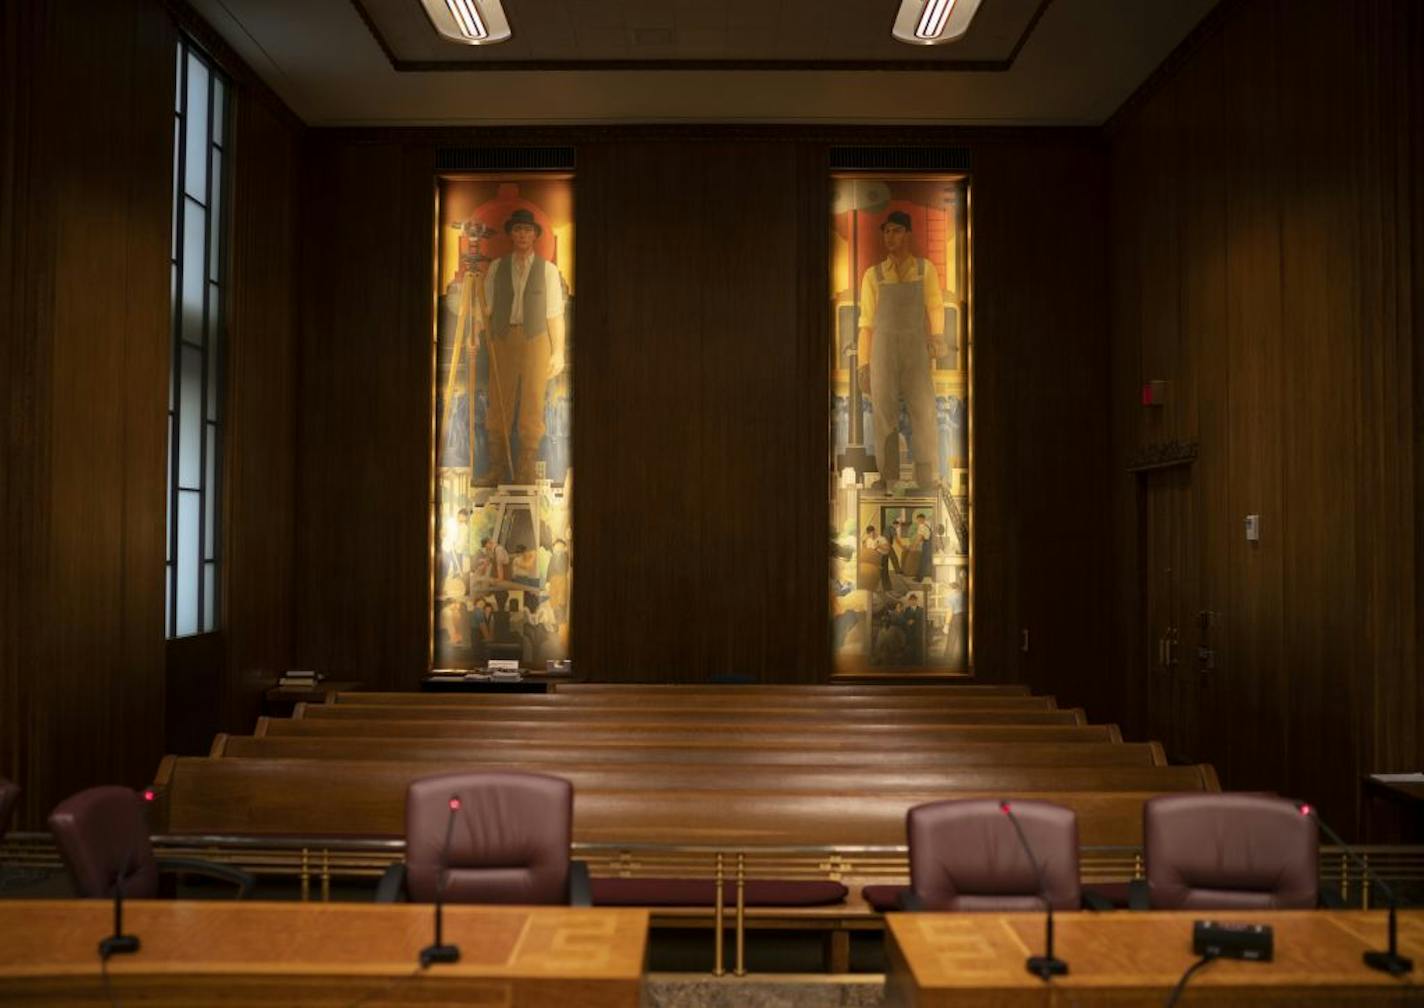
left=892, top=0, right=983, bottom=45
left=445, top=0, right=487, bottom=40
left=421, top=0, right=511, bottom=46
left=916, top=0, right=954, bottom=39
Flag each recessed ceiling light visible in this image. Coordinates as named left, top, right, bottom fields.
left=422, top=0, right=512, bottom=46
left=892, top=0, right=983, bottom=45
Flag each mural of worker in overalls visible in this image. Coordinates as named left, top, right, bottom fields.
left=829, top=175, right=970, bottom=675
left=433, top=176, right=574, bottom=671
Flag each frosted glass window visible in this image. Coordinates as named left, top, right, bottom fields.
left=211, top=79, right=225, bottom=145
left=204, top=424, right=217, bottom=558
left=167, top=37, right=227, bottom=639
left=171, top=118, right=181, bottom=254
left=175, top=491, right=200, bottom=637
left=183, top=55, right=208, bottom=199
left=207, top=153, right=222, bottom=280
left=203, top=563, right=216, bottom=629
left=181, top=202, right=205, bottom=344
left=178, top=347, right=203, bottom=488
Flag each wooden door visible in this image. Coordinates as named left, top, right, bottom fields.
left=1140, top=464, right=1204, bottom=764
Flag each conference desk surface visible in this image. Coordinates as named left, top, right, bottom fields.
left=886, top=910, right=1424, bottom=1006
left=0, top=900, right=648, bottom=1007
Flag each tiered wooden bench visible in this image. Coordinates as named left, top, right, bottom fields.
left=257, top=715, right=1123, bottom=744
left=152, top=755, right=1216, bottom=843
left=149, top=682, right=1220, bottom=970
left=212, top=734, right=1166, bottom=767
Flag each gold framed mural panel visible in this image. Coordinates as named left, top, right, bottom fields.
left=431, top=174, right=574, bottom=671
left=830, top=174, right=972, bottom=676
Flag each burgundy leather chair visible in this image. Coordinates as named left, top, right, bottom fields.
left=1141, top=793, right=1318, bottom=910
left=0, top=778, right=18, bottom=840
left=905, top=798, right=1081, bottom=911
left=48, top=786, right=253, bottom=899
left=378, top=771, right=590, bottom=905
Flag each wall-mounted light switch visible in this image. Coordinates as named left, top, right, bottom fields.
left=1244, top=514, right=1260, bottom=542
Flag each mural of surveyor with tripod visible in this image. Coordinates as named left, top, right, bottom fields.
left=434, top=178, right=574, bottom=671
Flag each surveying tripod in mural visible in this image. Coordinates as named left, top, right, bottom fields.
left=433, top=177, right=574, bottom=671
left=830, top=175, right=971, bottom=675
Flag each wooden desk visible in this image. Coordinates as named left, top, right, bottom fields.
left=263, top=680, right=363, bottom=717
left=0, top=901, right=647, bottom=1007
left=1364, top=776, right=1424, bottom=844
left=421, top=675, right=585, bottom=694
left=886, top=910, right=1424, bottom=1006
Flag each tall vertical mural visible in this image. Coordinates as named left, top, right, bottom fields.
left=434, top=176, right=574, bottom=670
left=830, top=176, right=970, bottom=674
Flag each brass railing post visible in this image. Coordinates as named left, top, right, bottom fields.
left=735, top=852, right=746, bottom=977
left=321, top=847, right=331, bottom=901
left=300, top=848, right=310, bottom=901
left=713, top=852, right=725, bottom=976
left=1361, top=853, right=1370, bottom=910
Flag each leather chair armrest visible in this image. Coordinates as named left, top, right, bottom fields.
left=155, top=857, right=256, bottom=899
left=375, top=863, right=408, bottom=903
left=568, top=860, right=591, bottom=907
left=1127, top=878, right=1150, bottom=911
left=1081, top=888, right=1115, bottom=912
left=897, top=889, right=926, bottom=912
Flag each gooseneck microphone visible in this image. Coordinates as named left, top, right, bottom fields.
left=99, top=788, right=158, bottom=960
left=419, top=796, right=463, bottom=968
left=1297, top=802, right=1413, bottom=976
left=999, top=801, right=1068, bottom=979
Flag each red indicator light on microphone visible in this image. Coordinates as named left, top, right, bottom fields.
left=143, top=789, right=156, bottom=802
left=448, top=797, right=462, bottom=811
left=1299, top=804, right=1312, bottom=817
left=999, top=801, right=1011, bottom=815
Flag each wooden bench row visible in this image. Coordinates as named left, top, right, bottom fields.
left=257, top=716, right=1124, bottom=745
left=151, top=755, right=1216, bottom=846
left=551, top=683, right=1030, bottom=695
left=212, top=735, right=1167, bottom=767
left=334, top=691, right=1057, bottom=711
left=294, top=702, right=1090, bottom=727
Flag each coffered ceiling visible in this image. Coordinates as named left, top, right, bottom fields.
left=187, top=0, right=1220, bottom=126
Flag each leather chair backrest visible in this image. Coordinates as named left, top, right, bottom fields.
left=48, top=786, right=159, bottom=899
left=405, top=771, right=572, bottom=905
left=908, top=798, right=1081, bottom=911
left=1145, top=793, right=1317, bottom=909
left=0, top=778, right=18, bottom=840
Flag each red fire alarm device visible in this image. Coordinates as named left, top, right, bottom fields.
left=1141, top=380, right=1168, bottom=406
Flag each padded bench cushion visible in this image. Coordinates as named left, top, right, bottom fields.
left=862, top=884, right=908, bottom=913
left=592, top=878, right=848, bottom=907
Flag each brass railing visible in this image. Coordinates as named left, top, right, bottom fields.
left=5, top=834, right=1423, bottom=975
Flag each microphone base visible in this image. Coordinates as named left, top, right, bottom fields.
left=1026, top=955, right=1068, bottom=979
left=420, top=943, right=461, bottom=968
left=100, top=935, right=140, bottom=959
left=1364, top=950, right=1413, bottom=976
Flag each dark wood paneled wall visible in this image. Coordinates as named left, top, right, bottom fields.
left=1, top=0, right=175, bottom=826
left=1105, top=0, right=1423, bottom=833
left=1, top=0, right=304, bottom=822
left=291, top=128, right=1110, bottom=687
left=292, top=137, right=437, bottom=689
left=217, top=92, right=301, bottom=731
